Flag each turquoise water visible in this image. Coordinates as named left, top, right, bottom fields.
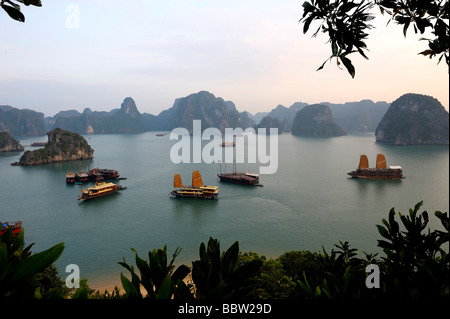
left=0, top=132, right=448, bottom=287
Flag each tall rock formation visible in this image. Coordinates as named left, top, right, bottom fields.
left=0, top=132, right=24, bottom=152
left=14, top=128, right=94, bottom=166
left=49, top=97, right=144, bottom=134
left=0, top=106, right=46, bottom=136
left=291, top=104, right=347, bottom=136
left=375, top=93, right=449, bottom=145
left=154, top=91, right=247, bottom=132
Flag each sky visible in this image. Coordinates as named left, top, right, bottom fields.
left=0, top=0, right=448, bottom=117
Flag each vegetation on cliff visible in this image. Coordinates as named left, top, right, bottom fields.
left=0, top=132, right=24, bottom=152
left=17, top=128, right=93, bottom=166
left=375, top=93, right=449, bottom=145
left=291, top=104, right=347, bottom=136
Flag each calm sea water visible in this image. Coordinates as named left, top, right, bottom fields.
left=0, top=132, right=448, bottom=288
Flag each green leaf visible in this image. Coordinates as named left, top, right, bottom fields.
left=376, top=225, right=390, bottom=240
left=16, top=0, right=42, bottom=6
left=9, top=242, right=64, bottom=286
left=2, top=4, right=25, bottom=22
left=156, top=275, right=172, bottom=299
left=339, top=55, right=355, bottom=78
left=120, top=273, right=135, bottom=297
left=172, top=264, right=191, bottom=283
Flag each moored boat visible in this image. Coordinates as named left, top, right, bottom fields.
left=78, top=182, right=125, bottom=200
left=75, top=171, right=89, bottom=182
left=171, top=171, right=219, bottom=199
left=66, top=171, right=76, bottom=184
left=88, top=168, right=120, bottom=181
left=218, top=171, right=260, bottom=186
left=0, top=221, right=22, bottom=238
left=221, top=141, right=236, bottom=147
left=347, top=154, right=404, bottom=180
left=31, top=142, right=47, bottom=147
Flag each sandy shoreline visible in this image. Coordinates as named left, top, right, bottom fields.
left=91, top=272, right=194, bottom=295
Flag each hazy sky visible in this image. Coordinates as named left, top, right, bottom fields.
left=1, top=0, right=448, bottom=117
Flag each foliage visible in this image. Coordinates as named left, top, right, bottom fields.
left=376, top=201, right=449, bottom=298
left=0, top=227, right=64, bottom=298
left=191, top=237, right=263, bottom=299
left=297, top=201, right=449, bottom=299
left=297, top=241, right=377, bottom=298
left=300, top=0, right=449, bottom=77
left=0, top=0, right=41, bottom=22
left=34, top=264, right=70, bottom=299
left=1, top=202, right=448, bottom=299
left=118, top=245, right=191, bottom=299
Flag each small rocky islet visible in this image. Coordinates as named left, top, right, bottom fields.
left=11, top=128, right=93, bottom=166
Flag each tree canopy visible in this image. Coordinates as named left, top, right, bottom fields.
left=300, top=0, right=449, bottom=77
left=0, top=0, right=42, bottom=23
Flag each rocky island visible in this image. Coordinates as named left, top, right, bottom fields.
left=375, top=93, right=449, bottom=145
left=0, top=132, right=24, bottom=152
left=291, top=104, right=347, bottom=137
left=12, top=128, right=94, bottom=166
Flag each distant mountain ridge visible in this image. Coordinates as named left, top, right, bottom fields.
left=250, top=100, right=388, bottom=133
left=0, top=105, right=46, bottom=136
left=4, top=92, right=443, bottom=144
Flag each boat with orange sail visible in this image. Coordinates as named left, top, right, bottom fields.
left=347, top=154, right=404, bottom=180
left=171, top=171, right=219, bottom=199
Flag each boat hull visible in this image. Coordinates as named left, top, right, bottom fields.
left=78, top=183, right=124, bottom=200
left=171, top=185, right=218, bottom=199
left=347, top=169, right=404, bottom=180
left=217, top=173, right=259, bottom=186
left=171, top=190, right=218, bottom=199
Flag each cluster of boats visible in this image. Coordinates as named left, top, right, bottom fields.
left=170, top=167, right=261, bottom=199
left=67, top=153, right=402, bottom=202
left=64, top=167, right=127, bottom=201
left=66, top=168, right=121, bottom=184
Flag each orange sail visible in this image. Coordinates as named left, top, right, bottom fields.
left=192, top=170, right=203, bottom=187
left=376, top=154, right=387, bottom=169
left=358, top=155, right=369, bottom=169
left=174, top=174, right=183, bottom=188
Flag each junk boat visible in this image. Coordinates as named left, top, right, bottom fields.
left=0, top=221, right=22, bottom=238
left=88, top=168, right=120, bottom=181
left=75, top=171, right=89, bottom=183
left=217, top=161, right=261, bottom=186
left=67, top=168, right=120, bottom=183
left=171, top=171, right=219, bottom=199
left=78, top=182, right=126, bottom=200
left=218, top=171, right=260, bottom=185
left=66, top=171, right=76, bottom=184
left=347, top=154, right=404, bottom=180
left=31, top=142, right=47, bottom=147
left=66, top=171, right=92, bottom=183
left=221, top=141, right=236, bottom=147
